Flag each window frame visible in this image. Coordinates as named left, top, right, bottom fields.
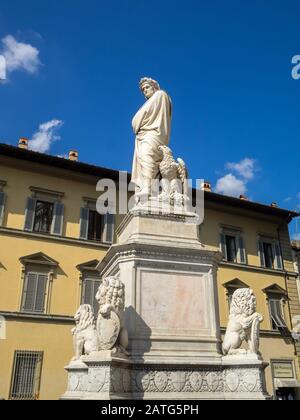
left=33, top=200, right=54, bottom=234
left=9, top=350, right=43, bottom=400
left=268, top=296, right=287, bottom=331
left=220, top=227, right=247, bottom=265
left=80, top=199, right=115, bottom=244
left=21, top=271, right=49, bottom=314
left=258, top=236, right=283, bottom=270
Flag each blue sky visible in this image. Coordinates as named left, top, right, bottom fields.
left=0, top=0, right=299, bottom=237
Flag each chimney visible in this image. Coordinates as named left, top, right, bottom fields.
left=69, top=150, right=79, bottom=162
left=201, top=181, right=212, bottom=192
left=239, top=194, right=248, bottom=200
left=18, top=138, right=28, bottom=150
left=270, top=202, right=278, bottom=208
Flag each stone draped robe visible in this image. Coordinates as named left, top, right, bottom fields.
left=131, top=90, right=172, bottom=191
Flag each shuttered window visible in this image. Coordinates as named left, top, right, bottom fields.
left=82, top=278, right=101, bottom=315
left=79, top=208, right=115, bottom=244
left=258, top=240, right=283, bottom=270
left=220, top=232, right=247, bottom=264
left=269, top=299, right=287, bottom=330
left=21, top=273, right=48, bottom=313
left=24, top=198, right=64, bottom=236
left=10, top=351, right=43, bottom=400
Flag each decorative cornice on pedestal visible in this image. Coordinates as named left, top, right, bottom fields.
left=97, top=241, right=223, bottom=274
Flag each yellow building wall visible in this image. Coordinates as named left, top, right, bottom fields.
left=0, top=320, right=72, bottom=400
left=2, top=163, right=101, bottom=239
left=0, top=234, right=107, bottom=314
left=201, top=207, right=282, bottom=266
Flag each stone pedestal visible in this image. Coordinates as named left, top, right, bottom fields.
left=61, top=351, right=131, bottom=400
left=63, top=208, right=270, bottom=399
left=98, top=209, right=222, bottom=365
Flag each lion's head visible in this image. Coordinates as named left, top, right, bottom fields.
left=230, top=288, right=256, bottom=317
left=73, top=304, right=95, bottom=333
left=96, top=277, right=124, bottom=313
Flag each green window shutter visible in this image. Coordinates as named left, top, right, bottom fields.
left=82, top=279, right=93, bottom=306
left=274, top=243, right=283, bottom=270
left=51, top=202, right=64, bottom=236
left=238, top=236, right=247, bottom=264
left=0, top=192, right=6, bottom=226
left=220, top=233, right=227, bottom=260
left=79, top=208, right=89, bottom=240
left=258, top=241, right=266, bottom=267
left=92, top=280, right=101, bottom=315
left=24, top=198, right=37, bottom=231
left=22, top=273, right=38, bottom=312
left=103, top=213, right=115, bottom=243
left=34, top=274, right=48, bottom=312
left=82, top=278, right=101, bottom=315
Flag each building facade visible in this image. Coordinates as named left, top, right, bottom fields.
left=0, top=141, right=300, bottom=400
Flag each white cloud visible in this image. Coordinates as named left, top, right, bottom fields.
left=298, top=192, right=300, bottom=199
left=1, top=35, right=41, bottom=75
left=29, top=120, right=64, bottom=153
left=215, top=158, right=257, bottom=197
left=226, top=158, right=255, bottom=180
left=284, top=197, right=292, bottom=202
left=215, top=174, right=247, bottom=197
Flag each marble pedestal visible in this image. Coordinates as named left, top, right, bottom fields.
left=63, top=208, right=269, bottom=400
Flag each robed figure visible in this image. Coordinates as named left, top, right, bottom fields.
left=131, top=78, right=172, bottom=200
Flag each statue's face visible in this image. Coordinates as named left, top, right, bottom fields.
left=141, top=83, right=156, bottom=99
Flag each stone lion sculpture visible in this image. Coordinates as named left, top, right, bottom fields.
left=222, top=288, right=263, bottom=356
left=95, top=276, right=128, bottom=353
left=71, top=304, right=98, bottom=361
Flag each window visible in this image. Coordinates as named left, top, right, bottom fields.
left=258, top=239, right=283, bottom=270
left=225, top=235, right=237, bottom=262
left=269, top=298, right=286, bottom=330
left=10, top=351, right=43, bottom=400
left=220, top=230, right=247, bottom=264
left=80, top=206, right=115, bottom=243
left=88, top=210, right=104, bottom=242
left=19, top=253, right=58, bottom=314
left=21, top=273, right=48, bottom=313
left=263, top=242, right=274, bottom=268
left=82, top=277, right=101, bottom=315
left=263, top=284, right=288, bottom=331
left=24, top=193, right=64, bottom=236
left=33, top=201, right=54, bottom=233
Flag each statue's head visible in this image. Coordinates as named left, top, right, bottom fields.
left=139, top=77, right=160, bottom=99
left=230, top=288, right=257, bottom=317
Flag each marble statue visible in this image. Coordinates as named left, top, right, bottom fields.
left=158, top=145, right=188, bottom=206
left=71, top=304, right=99, bottom=360
left=95, top=276, right=128, bottom=353
left=131, top=77, right=172, bottom=202
left=222, top=288, right=263, bottom=356
left=70, top=278, right=128, bottom=361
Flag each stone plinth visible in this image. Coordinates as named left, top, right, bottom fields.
left=61, top=351, right=131, bottom=400
left=62, top=352, right=269, bottom=400
left=63, top=209, right=270, bottom=400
